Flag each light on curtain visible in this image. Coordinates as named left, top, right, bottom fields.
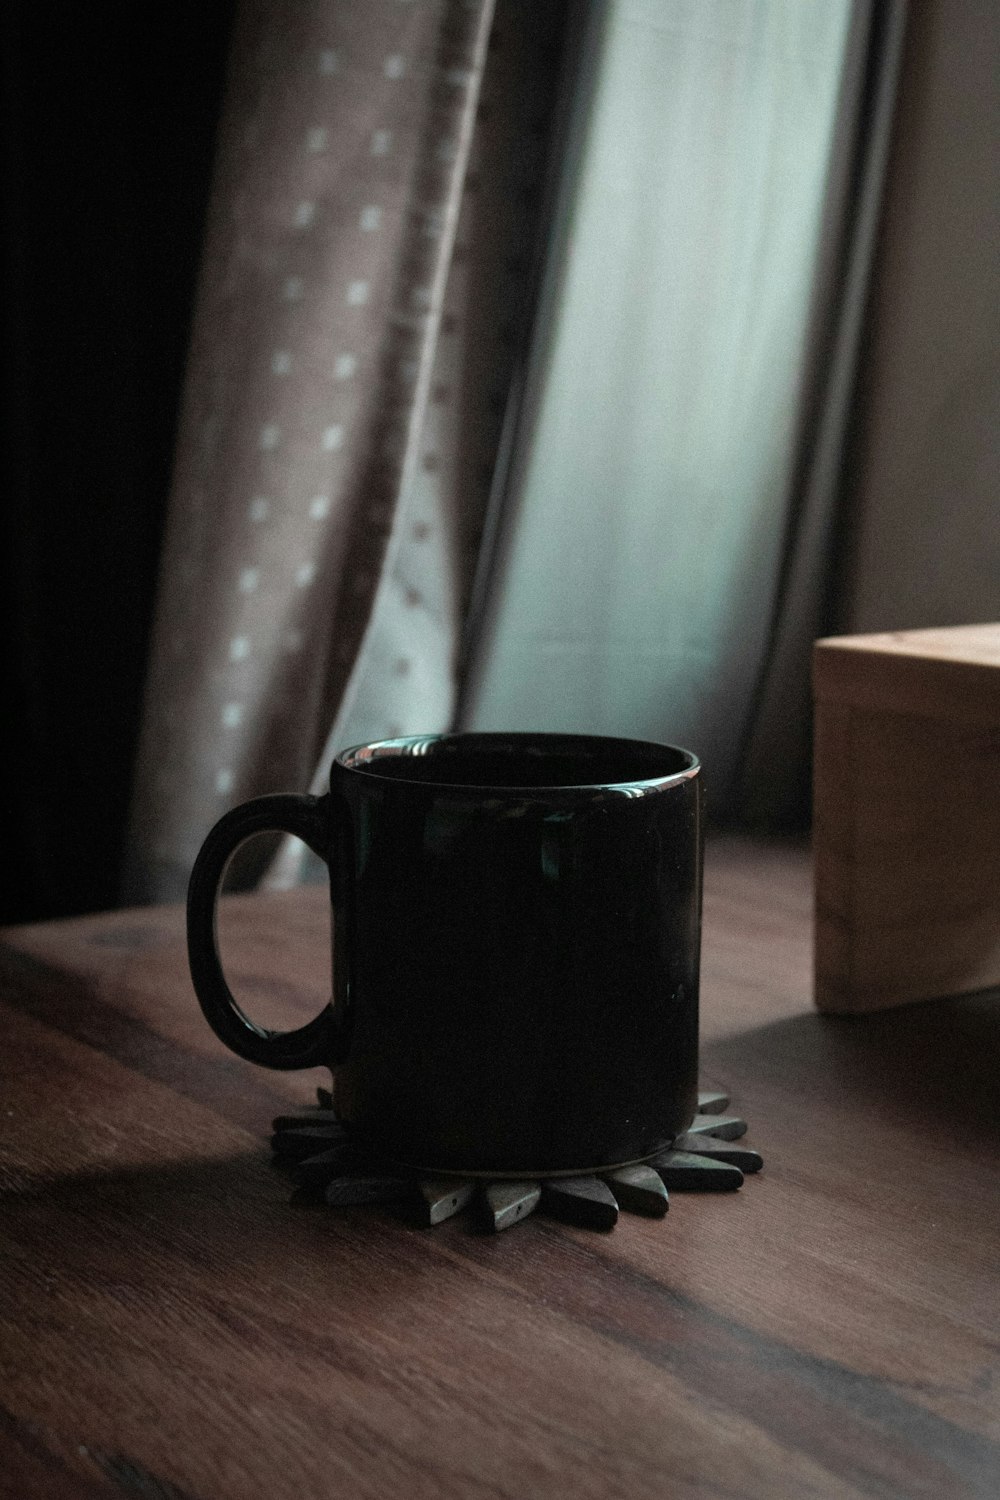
left=460, top=0, right=864, bottom=814
left=125, top=0, right=566, bottom=901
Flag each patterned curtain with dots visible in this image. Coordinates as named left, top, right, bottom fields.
left=124, top=0, right=568, bottom=901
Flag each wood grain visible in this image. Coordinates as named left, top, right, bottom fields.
left=1, top=836, right=998, bottom=1500
left=814, top=624, right=1000, bottom=1011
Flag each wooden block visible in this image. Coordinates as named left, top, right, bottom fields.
left=813, top=624, right=1000, bottom=1012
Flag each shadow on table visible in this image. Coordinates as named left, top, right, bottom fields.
left=704, top=986, right=1000, bottom=1147
left=2, top=1149, right=461, bottom=1302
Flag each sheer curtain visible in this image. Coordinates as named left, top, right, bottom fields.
left=459, top=0, right=905, bottom=821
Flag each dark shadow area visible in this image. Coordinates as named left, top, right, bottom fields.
left=0, top=2, right=236, bottom=924
left=0, top=941, right=316, bottom=1135
left=1, top=1149, right=460, bottom=1307
left=704, top=986, right=1000, bottom=1148
left=4, top=1149, right=268, bottom=1208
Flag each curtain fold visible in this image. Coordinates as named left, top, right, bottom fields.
left=125, top=0, right=568, bottom=902
left=738, top=0, right=908, bottom=823
left=458, top=0, right=871, bottom=816
left=269, top=0, right=571, bottom=887
left=122, top=0, right=920, bottom=909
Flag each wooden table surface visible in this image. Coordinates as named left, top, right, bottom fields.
left=1, top=836, right=997, bottom=1500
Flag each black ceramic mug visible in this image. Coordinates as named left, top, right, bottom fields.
left=187, top=732, right=702, bottom=1177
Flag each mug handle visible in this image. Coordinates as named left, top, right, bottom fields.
left=187, top=793, right=346, bottom=1071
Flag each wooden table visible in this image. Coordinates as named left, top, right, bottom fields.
left=1, top=837, right=997, bottom=1500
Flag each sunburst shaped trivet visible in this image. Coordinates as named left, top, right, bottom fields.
left=270, top=1089, right=762, bottom=1232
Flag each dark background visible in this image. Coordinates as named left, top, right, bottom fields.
left=1, top=3, right=235, bottom=921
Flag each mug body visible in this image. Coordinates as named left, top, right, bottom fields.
left=327, top=733, right=701, bottom=1176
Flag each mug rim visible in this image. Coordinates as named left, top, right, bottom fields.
left=334, top=731, right=700, bottom=795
